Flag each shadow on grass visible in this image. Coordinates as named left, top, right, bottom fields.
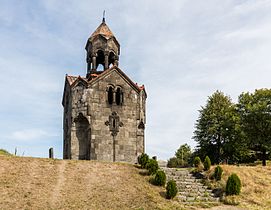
left=159, top=191, right=167, bottom=199
left=134, top=164, right=141, bottom=169
left=139, top=170, right=149, bottom=176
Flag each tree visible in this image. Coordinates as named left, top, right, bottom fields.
left=167, top=157, right=181, bottom=168
left=193, top=91, right=239, bottom=164
left=175, top=144, right=192, bottom=166
left=237, top=89, right=271, bottom=166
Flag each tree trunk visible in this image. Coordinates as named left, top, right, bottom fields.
left=217, top=135, right=221, bottom=164
left=262, top=148, right=267, bottom=166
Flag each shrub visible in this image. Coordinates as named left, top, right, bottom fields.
left=166, top=180, right=178, bottom=199
left=214, top=165, right=223, bottom=181
left=167, top=157, right=181, bottom=168
left=153, top=170, right=166, bottom=186
left=226, top=173, right=241, bottom=195
left=146, top=159, right=159, bottom=175
left=138, top=153, right=149, bottom=169
left=204, top=156, right=211, bottom=171
left=193, top=156, right=201, bottom=167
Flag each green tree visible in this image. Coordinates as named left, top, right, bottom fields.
left=167, top=157, right=181, bottom=168
left=193, top=91, right=240, bottom=164
left=237, top=89, right=271, bottom=166
left=175, top=144, right=192, bottom=166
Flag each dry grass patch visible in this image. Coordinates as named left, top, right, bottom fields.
left=0, top=156, right=187, bottom=210
left=208, top=163, right=271, bottom=210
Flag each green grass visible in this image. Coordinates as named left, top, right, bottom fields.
left=0, top=149, right=12, bottom=156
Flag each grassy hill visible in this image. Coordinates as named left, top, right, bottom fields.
left=1, top=155, right=270, bottom=210
left=0, top=149, right=12, bottom=156
left=214, top=164, right=271, bottom=210
left=0, top=155, right=184, bottom=210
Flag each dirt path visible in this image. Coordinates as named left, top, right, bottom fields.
left=50, top=160, right=66, bottom=208
left=198, top=205, right=246, bottom=210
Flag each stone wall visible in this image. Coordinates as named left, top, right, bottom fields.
left=63, top=67, right=146, bottom=163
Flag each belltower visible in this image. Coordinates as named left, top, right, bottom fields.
left=85, top=18, right=120, bottom=77
left=62, top=18, right=146, bottom=163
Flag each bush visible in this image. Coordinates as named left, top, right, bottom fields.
left=193, top=156, right=201, bottom=167
left=138, top=153, right=149, bottom=169
left=167, top=157, right=181, bottom=168
left=166, top=180, right=178, bottom=199
left=226, top=173, right=241, bottom=195
left=146, top=159, right=159, bottom=175
left=153, top=170, right=166, bottom=186
left=214, top=165, right=223, bottom=181
left=204, top=156, right=211, bottom=171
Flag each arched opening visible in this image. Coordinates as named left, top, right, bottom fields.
left=108, top=86, right=114, bottom=105
left=115, top=87, right=123, bottom=105
left=96, top=50, right=105, bottom=71
left=75, top=113, right=90, bottom=160
left=108, top=51, right=116, bottom=68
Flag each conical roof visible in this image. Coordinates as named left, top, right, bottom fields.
left=89, top=21, right=115, bottom=40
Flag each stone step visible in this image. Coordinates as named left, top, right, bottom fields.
left=162, top=167, right=219, bottom=204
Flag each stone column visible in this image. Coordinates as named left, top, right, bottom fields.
left=104, top=52, right=109, bottom=70
left=87, top=57, right=91, bottom=74
left=92, top=56, right=97, bottom=71
left=114, top=55, right=119, bottom=67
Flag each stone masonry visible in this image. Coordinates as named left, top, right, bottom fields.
left=162, top=167, right=219, bottom=203
left=62, top=18, right=146, bottom=163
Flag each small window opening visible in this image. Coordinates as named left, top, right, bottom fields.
left=116, top=87, right=123, bottom=105
left=113, top=119, right=116, bottom=129
left=108, top=87, right=113, bottom=105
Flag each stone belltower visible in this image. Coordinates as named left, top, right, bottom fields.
left=62, top=18, right=146, bottom=163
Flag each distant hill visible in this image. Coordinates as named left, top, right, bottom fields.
left=0, top=156, right=183, bottom=210
left=0, top=149, right=12, bottom=156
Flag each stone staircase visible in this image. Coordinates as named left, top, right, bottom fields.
left=162, top=167, right=219, bottom=203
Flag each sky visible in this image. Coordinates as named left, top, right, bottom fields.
left=1, top=0, right=271, bottom=160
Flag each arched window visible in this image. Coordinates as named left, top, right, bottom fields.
left=108, top=51, right=116, bottom=68
left=108, top=86, right=113, bottom=105
left=96, top=50, right=105, bottom=71
left=115, top=87, right=123, bottom=105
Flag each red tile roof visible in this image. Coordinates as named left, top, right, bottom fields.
left=65, top=67, right=145, bottom=92
left=89, top=22, right=115, bottom=40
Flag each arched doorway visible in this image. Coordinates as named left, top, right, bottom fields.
left=75, top=113, right=90, bottom=160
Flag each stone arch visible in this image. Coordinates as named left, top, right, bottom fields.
left=108, top=51, right=116, bottom=68
left=115, top=86, right=123, bottom=105
left=96, top=49, right=105, bottom=70
left=74, top=113, right=91, bottom=160
left=106, top=85, right=115, bottom=105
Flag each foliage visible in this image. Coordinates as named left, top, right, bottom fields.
left=153, top=170, right=166, bottom=186
left=138, top=153, right=149, bottom=169
left=214, top=165, right=223, bottom=181
left=194, top=90, right=250, bottom=164
left=203, top=156, right=211, bottom=171
left=146, top=159, right=159, bottom=175
left=237, top=89, right=271, bottom=166
left=167, top=157, right=181, bottom=168
left=226, top=173, right=241, bottom=195
left=166, top=180, right=178, bottom=199
left=193, top=156, right=201, bottom=167
left=0, top=149, right=12, bottom=156
left=175, top=144, right=192, bottom=167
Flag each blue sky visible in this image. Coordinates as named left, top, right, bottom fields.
left=1, top=0, right=271, bottom=159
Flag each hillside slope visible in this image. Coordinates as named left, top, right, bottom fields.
left=218, top=164, right=271, bottom=210
left=0, top=155, right=183, bottom=210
